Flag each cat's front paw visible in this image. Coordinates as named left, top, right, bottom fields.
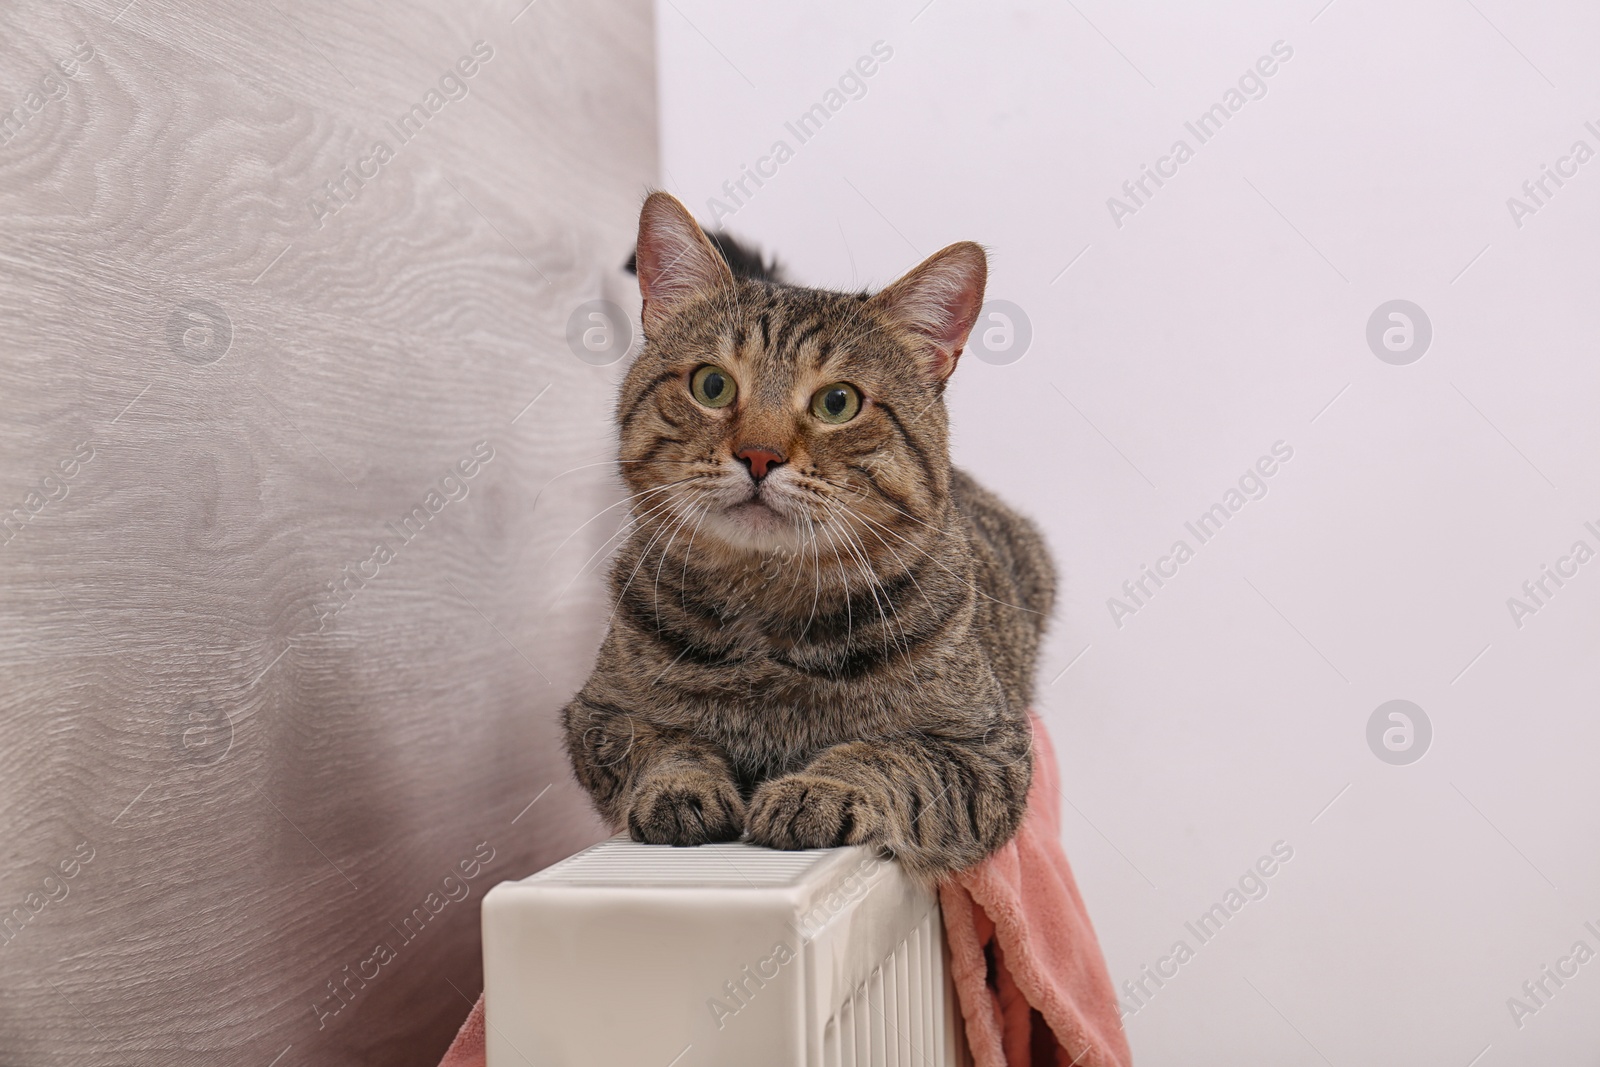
left=745, top=774, right=885, bottom=851
left=627, top=768, right=745, bottom=846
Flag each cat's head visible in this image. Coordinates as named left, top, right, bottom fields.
left=616, top=191, right=986, bottom=557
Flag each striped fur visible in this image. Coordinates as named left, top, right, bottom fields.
left=561, top=193, right=1055, bottom=880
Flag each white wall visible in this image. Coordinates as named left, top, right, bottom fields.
left=656, top=2, right=1600, bottom=1063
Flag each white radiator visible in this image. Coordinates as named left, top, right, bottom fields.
left=481, top=835, right=970, bottom=1066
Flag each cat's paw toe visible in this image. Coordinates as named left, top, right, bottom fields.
left=627, top=770, right=745, bottom=846
left=745, top=774, right=882, bottom=851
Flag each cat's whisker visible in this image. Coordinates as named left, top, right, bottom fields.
left=820, top=474, right=1047, bottom=618
left=525, top=456, right=656, bottom=529
left=780, top=513, right=823, bottom=599
left=541, top=476, right=700, bottom=566
left=649, top=640, right=695, bottom=686
left=836, top=503, right=941, bottom=619
left=825, top=519, right=882, bottom=641
left=816, top=521, right=854, bottom=646
left=861, top=504, right=1026, bottom=614
left=677, top=493, right=715, bottom=614
left=830, top=509, right=913, bottom=656
left=609, top=495, right=698, bottom=630
left=651, top=498, right=701, bottom=625
left=816, top=508, right=909, bottom=658
left=548, top=490, right=692, bottom=608
left=798, top=513, right=823, bottom=641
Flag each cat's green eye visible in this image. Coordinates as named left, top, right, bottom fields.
left=690, top=365, right=737, bottom=409
left=810, top=382, right=862, bottom=424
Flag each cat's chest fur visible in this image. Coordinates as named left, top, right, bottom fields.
left=610, top=551, right=990, bottom=771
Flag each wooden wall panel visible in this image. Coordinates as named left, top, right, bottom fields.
left=0, top=1, right=655, bottom=1063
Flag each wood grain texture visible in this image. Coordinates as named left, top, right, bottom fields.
left=0, top=1, right=655, bottom=1063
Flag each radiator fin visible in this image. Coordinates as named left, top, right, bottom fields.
left=824, top=908, right=951, bottom=1067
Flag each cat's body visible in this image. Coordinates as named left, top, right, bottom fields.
left=562, top=193, right=1054, bottom=879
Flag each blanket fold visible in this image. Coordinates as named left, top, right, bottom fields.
left=939, top=714, right=1131, bottom=1067
left=437, top=714, right=1130, bottom=1067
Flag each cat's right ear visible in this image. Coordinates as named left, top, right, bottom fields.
left=635, top=191, right=733, bottom=335
left=867, top=241, right=988, bottom=387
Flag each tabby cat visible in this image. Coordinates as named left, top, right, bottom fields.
left=561, top=192, right=1055, bottom=879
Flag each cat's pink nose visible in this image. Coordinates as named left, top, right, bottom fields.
left=735, top=445, right=786, bottom=481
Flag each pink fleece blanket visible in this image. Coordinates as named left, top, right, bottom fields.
left=438, top=715, right=1130, bottom=1067
left=939, top=715, right=1131, bottom=1066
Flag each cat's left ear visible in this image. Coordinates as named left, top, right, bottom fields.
left=868, top=242, right=987, bottom=385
